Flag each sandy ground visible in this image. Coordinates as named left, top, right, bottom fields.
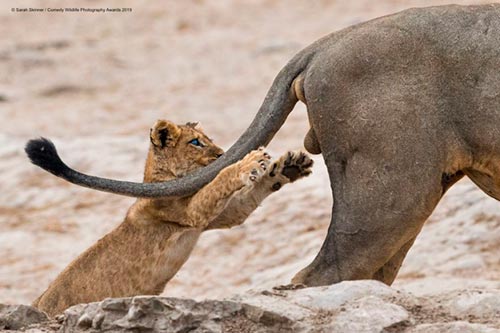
left=0, top=0, right=498, bottom=306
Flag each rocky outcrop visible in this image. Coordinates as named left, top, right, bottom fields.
left=2, top=281, right=498, bottom=332
left=63, top=297, right=294, bottom=333
left=0, top=304, right=50, bottom=331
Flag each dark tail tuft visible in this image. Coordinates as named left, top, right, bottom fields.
left=25, top=138, right=69, bottom=176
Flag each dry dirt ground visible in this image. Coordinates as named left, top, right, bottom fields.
left=0, top=0, right=498, bottom=309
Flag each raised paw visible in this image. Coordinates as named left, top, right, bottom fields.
left=270, top=151, right=313, bottom=182
left=238, top=147, right=272, bottom=186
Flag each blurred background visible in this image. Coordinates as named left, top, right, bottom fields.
left=0, top=0, right=498, bottom=304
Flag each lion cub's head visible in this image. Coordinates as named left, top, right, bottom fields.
left=144, top=120, right=224, bottom=182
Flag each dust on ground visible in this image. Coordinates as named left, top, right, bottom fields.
left=0, top=0, right=498, bottom=305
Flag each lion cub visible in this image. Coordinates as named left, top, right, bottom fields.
left=33, top=120, right=313, bottom=316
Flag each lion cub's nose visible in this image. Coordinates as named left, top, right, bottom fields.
left=216, top=153, right=223, bottom=158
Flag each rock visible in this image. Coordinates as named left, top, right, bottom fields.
left=0, top=304, right=49, bottom=330
left=62, top=296, right=297, bottom=333
left=230, top=290, right=313, bottom=322
left=442, top=289, right=500, bottom=321
left=2, top=281, right=499, bottom=332
left=286, top=280, right=399, bottom=311
left=324, top=296, right=410, bottom=333
left=408, top=321, right=500, bottom=333
left=56, top=281, right=418, bottom=333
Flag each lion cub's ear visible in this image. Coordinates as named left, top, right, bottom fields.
left=150, top=120, right=181, bottom=148
left=186, top=122, right=204, bottom=132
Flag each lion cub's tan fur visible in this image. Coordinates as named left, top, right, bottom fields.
left=33, top=120, right=313, bottom=316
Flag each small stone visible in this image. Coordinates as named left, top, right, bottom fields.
left=127, top=305, right=145, bottom=321
left=100, top=298, right=129, bottom=312
left=76, top=313, right=92, bottom=328
left=92, top=313, right=105, bottom=329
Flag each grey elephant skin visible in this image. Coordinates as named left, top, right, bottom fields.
left=25, top=4, right=500, bottom=286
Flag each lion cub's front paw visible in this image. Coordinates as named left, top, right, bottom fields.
left=270, top=151, right=313, bottom=183
left=239, top=147, right=272, bottom=186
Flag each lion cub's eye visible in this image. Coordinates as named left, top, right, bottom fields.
left=189, top=138, right=204, bottom=147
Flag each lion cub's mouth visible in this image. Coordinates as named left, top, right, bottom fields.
left=198, top=156, right=218, bottom=166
